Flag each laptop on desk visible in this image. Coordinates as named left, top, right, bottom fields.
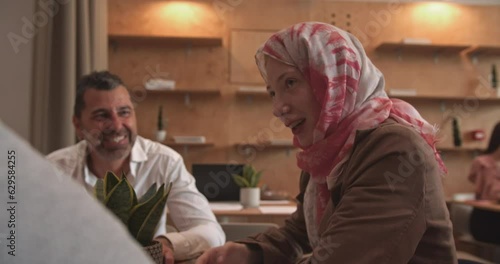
left=192, top=164, right=243, bottom=202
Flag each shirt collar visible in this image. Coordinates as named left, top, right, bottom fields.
left=129, top=137, right=148, bottom=178
left=82, top=136, right=148, bottom=181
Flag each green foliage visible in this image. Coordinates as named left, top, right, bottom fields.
left=232, top=165, right=263, bottom=188
left=94, top=171, right=172, bottom=247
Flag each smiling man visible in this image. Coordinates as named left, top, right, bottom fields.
left=47, top=71, right=225, bottom=263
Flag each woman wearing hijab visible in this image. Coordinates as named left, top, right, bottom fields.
left=196, top=22, right=457, bottom=264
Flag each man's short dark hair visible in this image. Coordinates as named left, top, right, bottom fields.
left=74, top=71, right=125, bottom=118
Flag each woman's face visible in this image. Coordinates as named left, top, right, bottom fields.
left=265, top=57, right=322, bottom=147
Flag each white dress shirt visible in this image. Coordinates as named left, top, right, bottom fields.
left=46, top=136, right=225, bottom=260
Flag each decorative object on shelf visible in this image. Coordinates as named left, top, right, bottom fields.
left=470, top=129, right=485, bottom=141
left=452, top=117, right=462, bottom=147
left=145, top=78, right=176, bottom=91
left=173, top=136, right=206, bottom=144
left=268, top=139, right=293, bottom=146
left=155, top=105, right=167, bottom=142
left=232, top=164, right=263, bottom=208
left=401, top=37, right=431, bottom=45
left=93, top=171, right=173, bottom=264
left=261, top=185, right=290, bottom=201
left=491, top=64, right=498, bottom=91
left=388, top=88, right=417, bottom=97
left=238, top=86, right=267, bottom=93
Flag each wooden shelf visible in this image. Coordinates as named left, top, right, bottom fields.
left=235, top=140, right=295, bottom=149
left=236, top=86, right=268, bottom=96
left=236, top=90, right=269, bottom=96
left=375, top=42, right=470, bottom=54
left=166, top=142, right=214, bottom=147
left=146, top=89, right=220, bottom=106
left=109, top=34, right=223, bottom=47
left=437, top=146, right=482, bottom=152
left=376, top=42, right=500, bottom=57
left=162, top=140, right=214, bottom=155
left=148, top=89, right=221, bottom=96
left=389, top=94, right=500, bottom=102
left=464, top=45, right=500, bottom=56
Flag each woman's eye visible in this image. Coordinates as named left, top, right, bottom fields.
left=285, top=79, right=296, bottom=88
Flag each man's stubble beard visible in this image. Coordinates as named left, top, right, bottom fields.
left=83, top=128, right=137, bottom=161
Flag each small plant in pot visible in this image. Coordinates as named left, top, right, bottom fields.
left=94, top=171, right=172, bottom=264
left=232, top=165, right=263, bottom=208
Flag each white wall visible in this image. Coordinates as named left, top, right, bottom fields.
left=0, top=0, right=35, bottom=141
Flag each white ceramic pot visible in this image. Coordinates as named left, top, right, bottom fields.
left=155, top=130, right=167, bottom=142
left=240, top=188, right=260, bottom=208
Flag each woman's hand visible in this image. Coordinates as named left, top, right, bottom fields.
left=195, top=242, right=262, bottom=264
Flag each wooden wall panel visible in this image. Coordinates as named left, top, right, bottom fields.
left=109, top=43, right=227, bottom=90
left=230, top=30, right=273, bottom=83
left=109, top=0, right=224, bottom=38
left=227, top=96, right=291, bottom=143
left=229, top=0, right=316, bottom=30
left=109, top=0, right=500, bottom=199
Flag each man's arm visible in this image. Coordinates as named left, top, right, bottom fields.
left=156, top=156, right=225, bottom=260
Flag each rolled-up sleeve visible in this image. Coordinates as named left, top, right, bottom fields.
left=157, top=156, right=225, bottom=260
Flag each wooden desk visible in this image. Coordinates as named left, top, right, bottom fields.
left=211, top=201, right=297, bottom=226
left=453, top=200, right=500, bottom=213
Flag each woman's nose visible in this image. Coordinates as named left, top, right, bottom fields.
left=272, top=100, right=291, bottom=118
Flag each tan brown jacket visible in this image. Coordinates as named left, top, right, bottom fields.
left=240, top=121, right=457, bottom=264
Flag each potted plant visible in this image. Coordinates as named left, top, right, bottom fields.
left=232, top=165, right=263, bottom=208
left=94, top=171, right=172, bottom=264
left=156, top=105, right=167, bottom=142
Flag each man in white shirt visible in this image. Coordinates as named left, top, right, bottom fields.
left=46, top=71, right=225, bottom=263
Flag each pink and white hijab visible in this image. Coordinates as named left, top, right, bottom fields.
left=255, top=22, right=447, bottom=223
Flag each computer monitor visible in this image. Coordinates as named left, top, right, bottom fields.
left=192, top=163, right=243, bottom=202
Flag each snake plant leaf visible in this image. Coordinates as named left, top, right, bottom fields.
left=123, top=171, right=139, bottom=207
left=128, top=183, right=165, bottom=239
left=232, top=174, right=250, bottom=187
left=104, top=171, right=120, bottom=196
left=105, top=178, right=135, bottom=225
left=138, top=183, right=158, bottom=204
left=245, top=165, right=256, bottom=183
left=135, top=190, right=170, bottom=246
left=250, top=171, right=263, bottom=188
left=242, top=165, right=251, bottom=180
left=129, top=183, right=173, bottom=246
left=94, top=179, right=105, bottom=203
